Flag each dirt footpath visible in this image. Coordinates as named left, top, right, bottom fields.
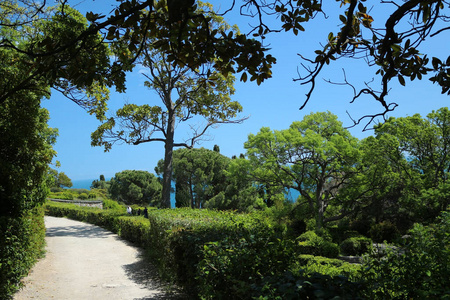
left=14, top=216, right=183, bottom=300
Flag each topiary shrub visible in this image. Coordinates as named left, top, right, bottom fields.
left=102, top=199, right=124, bottom=211
left=78, top=193, right=88, bottom=200
left=340, top=237, right=373, bottom=256
left=61, top=191, right=74, bottom=200
left=297, top=231, right=340, bottom=258
left=369, top=221, right=400, bottom=243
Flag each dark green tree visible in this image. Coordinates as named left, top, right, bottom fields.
left=373, top=107, right=450, bottom=222
left=157, top=147, right=230, bottom=208
left=91, top=174, right=108, bottom=190
left=214, top=156, right=267, bottom=211
left=108, top=170, right=162, bottom=206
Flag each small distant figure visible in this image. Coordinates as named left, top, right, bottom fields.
left=143, top=207, right=148, bottom=219
left=127, top=206, right=132, bottom=215
left=137, top=209, right=141, bottom=216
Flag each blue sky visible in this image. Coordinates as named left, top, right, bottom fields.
left=43, top=0, right=449, bottom=181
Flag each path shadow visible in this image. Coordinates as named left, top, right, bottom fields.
left=123, top=250, right=189, bottom=300
left=46, top=224, right=115, bottom=239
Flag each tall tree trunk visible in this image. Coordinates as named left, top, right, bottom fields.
left=162, top=110, right=175, bottom=208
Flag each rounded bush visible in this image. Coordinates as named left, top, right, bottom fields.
left=369, top=221, right=400, bottom=243
left=340, top=237, right=373, bottom=256
left=297, top=231, right=340, bottom=258
left=61, top=191, right=74, bottom=200
left=79, top=193, right=88, bottom=200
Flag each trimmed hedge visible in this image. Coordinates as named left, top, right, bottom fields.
left=0, top=206, right=46, bottom=298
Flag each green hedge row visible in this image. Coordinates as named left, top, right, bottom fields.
left=44, top=201, right=365, bottom=299
left=0, top=206, right=46, bottom=298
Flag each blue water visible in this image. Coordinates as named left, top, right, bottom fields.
left=71, top=179, right=95, bottom=190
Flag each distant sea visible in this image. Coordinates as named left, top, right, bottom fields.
left=71, top=179, right=95, bottom=190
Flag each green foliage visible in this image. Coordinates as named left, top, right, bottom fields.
left=79, top=193, right=89, bottom=200
left=47, top=168, right=73, bottom=189
left=220, top=157, right=269, bottom=211
left=253, top=270, right=365, bottom=300
left=372, top=108, right=450, bottom=224
left=340, top=237, right=373, bottom=256
left=197, top=230, right=295, bottom=299
left=369, top=221, right=400, bottom=243
left=0, top=206, right=46, bottom=298
left=1, top=2, right=113, bottom=119
left=164, top=147, right=231, bottom=208
left=89, top=188, right=108, bottom=200
left=297, top=231, right=340, bottom=258
left=108, top=170, right=162, bottom=206
left=244, top=111, right=361, bottom=229
left=102, top=199, right=125, bottom=211
left=0, top=94, right=56, bottom=216
left=114, top=216, right=152, bottom=246
left=91, top=174, right=109, bottom=190
left=362, top=211, right=450, bottom=298
left=293, top=255, right=361, bottom=280
left=49, top=188, right=101, bottom=200
left=45, top=201, right=122, bottom=232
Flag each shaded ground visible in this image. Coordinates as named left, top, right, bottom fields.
left=14, top=216, right=186, bottom=300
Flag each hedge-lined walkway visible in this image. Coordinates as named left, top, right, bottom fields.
left=14, top=216, right=181, bottom=300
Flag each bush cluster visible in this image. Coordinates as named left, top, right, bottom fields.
left=297, top=231, right=340, bottom=258
left=0, top=206, right=46, bottom=298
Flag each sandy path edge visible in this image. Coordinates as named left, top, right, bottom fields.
left=14, top=216, right=185, bottom=300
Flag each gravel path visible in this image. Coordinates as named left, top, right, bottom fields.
left=14, top=216, right=184, bottom=300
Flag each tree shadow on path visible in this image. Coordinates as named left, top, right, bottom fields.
left=46, top=224, right=115, bottom=239
left=123, top=248, right=189, bottom=300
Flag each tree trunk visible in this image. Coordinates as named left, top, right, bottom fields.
left=162, top=110, right=175, bottom=208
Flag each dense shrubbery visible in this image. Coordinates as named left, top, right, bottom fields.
left=44, top=201, right=450, bottom=299
left=0, top=206, right=46, bottom=298
left=362, top=211, right=450, bottom=299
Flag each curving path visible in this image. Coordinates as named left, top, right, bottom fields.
left=14, top=216, right=184, bottom=300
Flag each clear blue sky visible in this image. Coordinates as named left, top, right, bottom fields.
left=43, top=0, right=449, bottom=181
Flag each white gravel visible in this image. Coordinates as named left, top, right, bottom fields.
left=14, top=216, right=184, bottom=300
